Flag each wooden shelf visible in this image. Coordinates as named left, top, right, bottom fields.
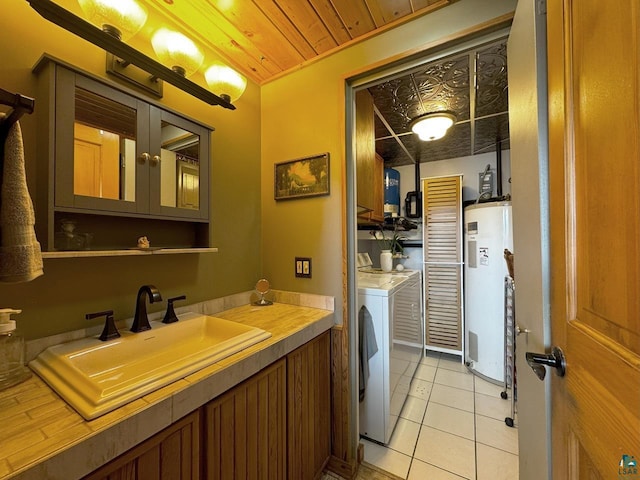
left=41, top=247, right=218, bottom=259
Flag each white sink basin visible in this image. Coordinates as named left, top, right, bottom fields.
left=29, top=312, right=271, bottom=420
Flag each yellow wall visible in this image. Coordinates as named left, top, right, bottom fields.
left=0, top=0, right=262, bottom=339
left=260, top=0, right=517, bottom=323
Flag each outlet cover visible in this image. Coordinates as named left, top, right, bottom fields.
left=295, top=257, right=312, bottom=278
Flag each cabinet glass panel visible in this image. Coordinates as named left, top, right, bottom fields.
left=74, top=87, right=137, bottom=202
left=160, top=120, right=200, bottom=210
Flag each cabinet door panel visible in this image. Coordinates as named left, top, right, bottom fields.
left=55, top=69, right=149, bottom=214
left=287, top=331, right=331, bottom=479
left=204, top=359, right=286, bottom=480
left=82, top=411, right=199, bottom=480
left=149, top=107, right=209, bottom=220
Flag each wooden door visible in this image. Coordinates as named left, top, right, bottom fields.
left=547, top=1, right=640, bottom=478
left=74, top=123, right=120, bottom=199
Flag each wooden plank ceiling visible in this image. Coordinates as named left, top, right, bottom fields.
left=144, top=0, right=452, bottom=85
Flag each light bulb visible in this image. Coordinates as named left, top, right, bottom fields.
left=204, top=62, right=247, bottom=103
left=410, top=112, right=456, bottom=141
left=77, top=0, right=147, bottom=40
left=151, top=28, right=204, bottom=77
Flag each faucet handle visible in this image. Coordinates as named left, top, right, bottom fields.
left=86, top=310, right=121, bottom=342
left=162, top=295, right=186, bottom=324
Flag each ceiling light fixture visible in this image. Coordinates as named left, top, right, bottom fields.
left=151, top=28, right=204, bottom=78
left=204, top=62, right=247, bottom=103
left=410, top=111, right=456, bottom=141
left=28, top=0, right=235, bottom=110
left=77, top=0, right=147, bottom=41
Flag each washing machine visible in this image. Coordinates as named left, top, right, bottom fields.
left=357, top=254, right=423, bottom=445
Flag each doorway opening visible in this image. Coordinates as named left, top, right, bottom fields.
left=345, top=25, right=517, bottom=479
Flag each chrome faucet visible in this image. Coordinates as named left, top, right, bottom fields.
left=131, top=285, right=162, bottom=333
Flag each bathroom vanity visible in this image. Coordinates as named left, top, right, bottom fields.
left=0, top=295, right=334, bottom=480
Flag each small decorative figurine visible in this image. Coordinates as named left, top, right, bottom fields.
left=137, top=236, right=150, bottom=249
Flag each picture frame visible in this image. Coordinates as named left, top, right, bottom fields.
left=274, top=152, right=330, bottom=200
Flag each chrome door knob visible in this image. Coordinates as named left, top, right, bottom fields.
left=525, top=346, right=566, bottom=381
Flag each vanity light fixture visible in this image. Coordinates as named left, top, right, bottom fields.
left=151, top=28, right=204, bottom=78
left=77, top=0, right=147, bottom=40
left=28, top=0, right=235, bottom=109
left=204, top=62, right=247, bottom=103
left=410, top=111, right=456, bottom=141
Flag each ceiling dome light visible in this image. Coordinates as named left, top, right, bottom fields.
left=410, top=111, right=456, bottom=141
left=151, top=28, right=204, bottom=77
left=204, top=62, right=247, bottom=103
left=77, top=0, right=147, bottom=40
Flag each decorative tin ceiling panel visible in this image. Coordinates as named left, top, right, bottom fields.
left=369, top=54, right=470, bottom=136
left=475, top=42, right=509, bottom=118
left=381, top=122, right=473, bottom=168
left=372, top=38, right=509, bottom=167
left=473, top=113, right=510, bottom=154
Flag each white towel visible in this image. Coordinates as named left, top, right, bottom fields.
left=0, top=120, right=43, bottom=282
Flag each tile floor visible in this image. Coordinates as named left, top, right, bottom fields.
left=360, top=351, right=518, bottom=480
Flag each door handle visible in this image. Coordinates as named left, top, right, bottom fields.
left=525, top=346, right=566, bottom=381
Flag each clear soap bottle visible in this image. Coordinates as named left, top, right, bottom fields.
left=0, top=308, right=31, bottom=391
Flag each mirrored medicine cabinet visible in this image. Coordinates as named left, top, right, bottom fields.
left=33, top=55, right=213, bottom=255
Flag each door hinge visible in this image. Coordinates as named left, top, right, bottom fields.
left=537, top=0, right=547, bottom=15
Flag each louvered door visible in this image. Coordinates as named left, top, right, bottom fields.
left=422, top=175, right=463, bottom=354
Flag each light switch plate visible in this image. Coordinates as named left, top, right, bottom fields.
left=295, top=257, right=312, bottom=278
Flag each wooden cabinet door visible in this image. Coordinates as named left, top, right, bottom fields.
left=369, top=153, right=385, bottom=223
left=82, top=411, right=200, bottom=480
left=287, top=331, right=331, bottom=480
left=204, top=359, right=287, bottom=480
left=356, top=89, right=376, bottom=216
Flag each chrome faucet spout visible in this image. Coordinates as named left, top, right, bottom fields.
left=131, top=285, right=162, bottom=333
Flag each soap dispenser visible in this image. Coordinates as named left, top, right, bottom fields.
left=0, top=308, right=31, bottom=391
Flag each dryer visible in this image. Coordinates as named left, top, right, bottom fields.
left=358, top=265, right=423, bottom=445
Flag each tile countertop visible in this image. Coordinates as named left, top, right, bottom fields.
left=0, top=291, right=335, bottom=480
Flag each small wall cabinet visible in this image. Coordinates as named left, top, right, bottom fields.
left=34, top=56, right=212, bottom=251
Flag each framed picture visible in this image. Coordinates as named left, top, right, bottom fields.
left=274, top=152, right=330, bottom=200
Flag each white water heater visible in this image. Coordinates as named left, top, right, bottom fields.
left=464, top=201, right=513, bottom=383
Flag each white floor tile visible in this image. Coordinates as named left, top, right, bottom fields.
left=437, top=354, right=468, bottom=373
left=400, top=394, right=428, bottom=424
left=435, top=368, right=475, bottom=392
left=476, top=443, right=519, bottom=480
left=430, top=384, right=475, bottom=413
left=388, top=418, right=421, bottom=456
left=475, top=392, right=512, bottom=422
left=408, top=458, right=469, bottom=479
left=423, top=402, right=475, bottom=440
left=414, top=426, right=476, bottom=480
left=414, top=363, right=437, bottom=383
left=422, top=351, right=441, bottom=367
left=408, top=378, right=433, bottom=401
left=474, top=376, right=506, bottom=398
left=390, top=358, right=410, bottom=375
left=475, top=415, right=518, bottom=455
left=361, top=438, right=412, bottom=479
